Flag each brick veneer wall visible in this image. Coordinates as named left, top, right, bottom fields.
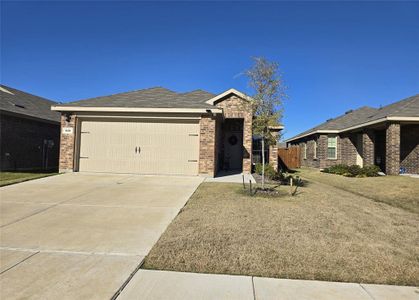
left=340, top=134, right=357, bottom=165
left=295, top=138, right=320, bottom=168
left=400, top=124, right=418, bottom=174
left=362, top=130, right=375, bottom=166
left=59, top=114, right=76, bottom=172
left=292, top=133, right=360, bottom=169
left=290, top=122, right=418, bottom=175
left=0, top=113, right=60, bottom=171
left=198, top=114, right=217, bottom=176
left=386, top=122, right=400, bottom=175
left=293, top=134, right=340, bottom=169
left=215, top=95, right=253, bottom=173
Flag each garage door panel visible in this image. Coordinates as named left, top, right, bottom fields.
left=79, top=121, right=140, bottom=173
left=78, top=119, right=199, bottom=175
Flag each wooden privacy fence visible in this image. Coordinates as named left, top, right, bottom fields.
left=278, top=146, right=301, bottom=169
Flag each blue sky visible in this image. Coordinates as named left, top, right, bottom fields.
left=1, top=1, right=418, bottom=139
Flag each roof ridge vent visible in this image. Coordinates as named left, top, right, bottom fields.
left=0, top=86, right=14, bottom=95
left=326, top=118, right=333, bottom=122
left=345, top=109, right=353, bottom=114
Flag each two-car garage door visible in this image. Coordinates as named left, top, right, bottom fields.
left=78, top=119, right=200, bottom=175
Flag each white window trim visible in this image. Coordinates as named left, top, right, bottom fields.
left=327, top=135, right=338, bottom=160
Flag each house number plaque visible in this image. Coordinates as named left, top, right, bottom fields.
left=62, top=127, right=73, bottom=135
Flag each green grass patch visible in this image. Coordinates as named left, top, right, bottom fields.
left=0, top=172, right=57, bottom=187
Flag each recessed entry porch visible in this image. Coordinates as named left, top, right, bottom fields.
left=349, top=122, right=419, bottom=175
left=216, top=118, right=245, bottom=175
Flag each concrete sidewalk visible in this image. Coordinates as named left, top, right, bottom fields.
left=117, top=269, right=419, bottom=300
left=204, top=172, right=256, bottom=183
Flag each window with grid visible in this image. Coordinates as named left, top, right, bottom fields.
left=327, top=136, right=337, bottom=159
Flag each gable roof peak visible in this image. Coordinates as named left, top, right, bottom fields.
left=205, top=88, right=252, bottom=105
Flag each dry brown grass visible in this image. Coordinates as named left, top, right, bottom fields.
left=297, top=167, right=419, bottom=214
left=143, top=181, right=419, bottom=286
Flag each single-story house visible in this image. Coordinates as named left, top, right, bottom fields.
left=52, top=87, right=282, bottom=177
left=286, top=94, right=419, bottom=175
left=0, top=85, right=61, bottom=171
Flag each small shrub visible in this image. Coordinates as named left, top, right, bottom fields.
left=322, top=164, right=380, bottom=177
left=346, top=165, right=362, bottom=177
left=255, top=163, right=276, bottom=179
left=360, top=165, right=380, bottom=177
left=322, top=164, right=349, bottom=175
left=271, top=171, right=286, bottom=181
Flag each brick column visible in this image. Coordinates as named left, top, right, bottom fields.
left=242, top=116, right=252, bottom=174
left=59, top=114, right=76, bottom=173
left=362, top=129, right=375, bottom=166
left=199, top=115, right=217, bottom=177
left=385, top=123, right=400, bottom=175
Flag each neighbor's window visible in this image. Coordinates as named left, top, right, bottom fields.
left=327, top=136, right=337, bottom=159
left=313, top=140, right=317, bottom=159
left=303, top=143, right=307, bottom=159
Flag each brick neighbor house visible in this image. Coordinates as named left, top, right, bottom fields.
left=0, top=85, right=61, bottom=171
left=286, top=94, right=419, bottom=175
left=52, top=87, right=282, bottom=177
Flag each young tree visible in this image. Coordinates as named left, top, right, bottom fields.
left=246, top=57, right=286, bottom=189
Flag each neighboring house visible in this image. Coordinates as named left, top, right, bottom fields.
left=286, top=94, right=419, bottom=175
left=52, top=87, right=282, bottom=177
left=0, top=85, right=61, bottom=171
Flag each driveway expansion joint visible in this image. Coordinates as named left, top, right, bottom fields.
left=0, top=251, right=39, bottom=275
left=360, top=283, right=377, bottom=300
left=0, top=247, right=145, bottom=257
left=251, top=276, right=256, bottom=300
left=111, top=259, right=145, bottom=300
left=0, top=186, right=107, bottom=228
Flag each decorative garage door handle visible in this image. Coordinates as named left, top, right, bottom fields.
left=135, top=147, right=137, bottom=153
left=138, top=146, right=141, bottom=154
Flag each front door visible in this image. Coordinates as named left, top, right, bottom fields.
left=223, top=119, right=243, bottom=171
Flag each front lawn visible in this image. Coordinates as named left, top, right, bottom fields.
left=297, top=167, right=419, bottom=213
left=0, top=172, right=57, bottom=187
left=143, top=181, right=419, bottom=286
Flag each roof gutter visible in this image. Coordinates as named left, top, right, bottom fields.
left=284, top=130, right=339, bottom=142
left=285, top=116, right=419, bottom=143
left=51, top=106, right=223, bottom=114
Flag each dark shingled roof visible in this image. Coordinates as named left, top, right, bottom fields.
left=287, top=94, right=419, bottom=142
left=56, top=87, right=216, bottom=109
left=366, top=94, right=419, bottom=121
left=0, top=85, right=60, bottom=123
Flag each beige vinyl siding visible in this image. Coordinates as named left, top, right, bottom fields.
left=78, top=118, right=199, bottom=175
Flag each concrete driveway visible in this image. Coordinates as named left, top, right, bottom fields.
left=0, top=173, right=202, bottom=299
